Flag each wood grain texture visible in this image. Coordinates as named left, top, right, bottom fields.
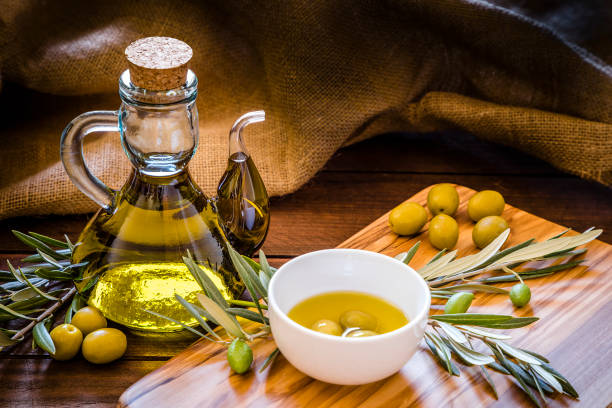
left=118, top=185, right=612, bottom=408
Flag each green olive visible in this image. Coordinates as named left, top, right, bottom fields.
left=311, top=319, right=342, bottom=336
left=81, top=328, right=127, bottom=364
left=49, top=324, right=83, bottom=361
left=509, top=283, right=531, bottom=307
left=427, top=184, right=459, bottom=216
left=444, top=292, right=474, bottom=314
left=389, top=202, right=428, bottom=236
left=428, top=214, right=459, bottom=250
left=472, top=216, right=509, bottom=249
left=227, top=338, right=253, bottom=374
left=468, top=190, right=505, bottom=222
left=346, top=329, right=379, bottom=338
left=339, top=310, right=377, bottom=331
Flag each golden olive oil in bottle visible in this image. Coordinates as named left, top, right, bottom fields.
left=71, top=171, right=245, bottom=332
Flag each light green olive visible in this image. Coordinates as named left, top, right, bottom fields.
left=444, top=292, right=474, bottom=314
left=311, top=319, right=343, bottom=336
left=227, top=338, right=253, bottom=374
left=509, top=283, right=531, bottom=307
left=339, top=310, right=378, bottom=331
left=346, top=329, right=379, bottom=338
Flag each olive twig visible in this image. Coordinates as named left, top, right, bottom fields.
left=9, top=287, right=76, bottom=344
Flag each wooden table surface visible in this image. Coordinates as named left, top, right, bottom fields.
left=1, top=131, right=611, bottom=407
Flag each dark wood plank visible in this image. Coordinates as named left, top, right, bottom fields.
left=0, top=173, right=610, bottom=256
left=325, top=132, right=562, bottom=175
left=0, top=358, right=163, bottom=408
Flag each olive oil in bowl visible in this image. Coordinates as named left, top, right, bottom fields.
left=288, top=291, right=409, bottom=337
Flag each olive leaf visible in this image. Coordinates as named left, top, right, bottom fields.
left=427, top=229, right=510, bottom=280
left=258, top=270, right=270, bottom=291
left=443, top=283, right=509, bottom=294
left=183, top=253, right=228, bottom=308
left=35, top=249, right=64, bottom=270
left=443, top=335, right=495, bottom=366
left=394, top=241, right=420, bottom=265
left=518, top=348, right=549, bottom=364
left=228, top=248, right=267, bottom=325
left=10, top=282, right=48, bottom=302
left=426, top=248, right=447, bottom=265
left=33, top=319, right=55, bottom=354
left=480, top=365, right=498, bottom=399
left=0, top=331, right=18, bottom=347
left=543, top=247, right=586, bottom=259
left=228, top=299, right=268, bottom=310
left=491, top=229, right=601, bottom=266
left=431, top=313, right=538, bottom=329
left=28, top=232, right=70, bottom=249
left=12, top=230, right=64, bottom=259
left=491, top=345, right=544, bottom=408
left=175, top=294, right=222, bottom=340
left=424, top=332, right=459, bottom=376
left=231, top=248, right=268, bottom=301
left=196, top=293, right=245, bottom=339
left=548, top=229, right=570, bottom=240
left=258, top=250, right=274, bottom=279
left=528, top=366, right=547, bottom=401
left=64, top=234, right=76, bottom=252
left=487, top=361, right=510, bottom=375
left=541, top=363, right=579, bottom=398
left=435, top=321, right=468, bottom=344
left=144, top=309, right=215, bottom=340
left=259, top=347, right=280, bottom=373
left=22, top=249, right=72, bottom=263
left=531, top=364, right=563, bottom=394
left=0, top=303, right=36, bottom=320
left=17, top=267, right=57, bottom=301
left=477, top=238, right=534, bottom=270
left=226, top=307, right=270, bottom=325
left=490, top=340, right=542, bottom=365
left=418, top=250, right=457, bottom=279
left=456, top=325, right=512, bottom=340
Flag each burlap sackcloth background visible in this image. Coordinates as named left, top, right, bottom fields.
left=0, top=0, right=610, bottom=219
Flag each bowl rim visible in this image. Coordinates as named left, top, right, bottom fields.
left=268, top=248, right=432, bottom=343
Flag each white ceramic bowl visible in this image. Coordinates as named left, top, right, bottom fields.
left=268, top=248, right=431, bottom=385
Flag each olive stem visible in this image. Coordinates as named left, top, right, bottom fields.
left=502, top=266, right=524, bottom=284
left=248, top=330, right=270, bottom=341
left=9, top=287, right=76, bottom=342
left=228, top=299, right=268, bottom=310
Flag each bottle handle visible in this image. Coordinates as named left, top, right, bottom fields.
left=60, top=111, right=119, bottom=211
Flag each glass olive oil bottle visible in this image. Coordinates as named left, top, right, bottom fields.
left=61, top=37, right=269, bottom=332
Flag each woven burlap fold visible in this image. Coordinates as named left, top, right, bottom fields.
left=0, top=0, right=610, bottom=219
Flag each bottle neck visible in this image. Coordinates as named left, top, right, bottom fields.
left=118, top=70, right=199, bottom=177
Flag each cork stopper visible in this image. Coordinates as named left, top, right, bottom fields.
left=125, top=37, right=193, bottom=90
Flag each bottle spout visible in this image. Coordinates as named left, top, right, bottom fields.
left=229, top=111, right=265, bottom=156
left=216, top=111, right=269, bottom=256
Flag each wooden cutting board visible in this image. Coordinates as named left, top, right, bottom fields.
left=118, top=185, right=612, bottom=407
